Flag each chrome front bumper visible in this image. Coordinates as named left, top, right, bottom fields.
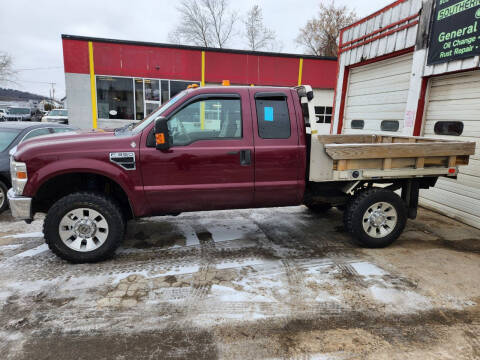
left=7, top=188, right=32, bottom=220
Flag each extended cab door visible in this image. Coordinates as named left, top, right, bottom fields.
left=249, top=89, right=306, bottom=207
left=140, top=91, right=254, bottom=214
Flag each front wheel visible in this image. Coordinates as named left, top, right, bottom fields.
left=344, top=188, right=407, bottom=248
left=44, top=192, right=125, bottom=263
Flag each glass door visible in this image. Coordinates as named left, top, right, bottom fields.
left=144, top=79, right=161, bottom=117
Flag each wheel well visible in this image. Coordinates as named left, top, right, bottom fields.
left=33, top=173, right=133, bottom=220
left=0, top=174, right=11, bottom=188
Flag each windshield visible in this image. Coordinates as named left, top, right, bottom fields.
left=0, top=128, right=22, bottom=152
left=8, top=108, right=30, bottom=115
left=131, top=90, right=188, bottom=133
left=49, top=109, right=68, bottom=116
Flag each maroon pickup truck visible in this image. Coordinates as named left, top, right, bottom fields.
left=7, top=85, right=474, bottom=263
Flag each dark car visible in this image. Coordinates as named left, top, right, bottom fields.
left=0, top=122, right=76, bottom=213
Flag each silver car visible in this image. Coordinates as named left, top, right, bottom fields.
left=41, top=109, right=68, bottom=124
left=4, top=107, right=32, bottom=121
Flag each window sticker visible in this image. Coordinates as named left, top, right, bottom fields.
left=264, top=107, right=274, bottom=121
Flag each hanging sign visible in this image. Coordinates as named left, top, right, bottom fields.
left=427, top=0, right=480, bottom=65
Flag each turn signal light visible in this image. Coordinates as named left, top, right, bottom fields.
left=187, top=84, right=199, bottom=89
left=222, top=80, right=230, bottom=86
left=155, top=133, right=165, bottom=145
left=16, top=171, right=27, bottom=179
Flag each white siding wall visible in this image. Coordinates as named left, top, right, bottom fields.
left=311, top=89, right=334, bottom=134
left=64, top=73, right=93, bottom=129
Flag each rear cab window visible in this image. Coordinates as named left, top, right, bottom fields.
left=254, top=93, right=291, bottom=139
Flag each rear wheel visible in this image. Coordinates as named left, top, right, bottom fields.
left=44, top=192, right=125, bottom=263
left=0, top=181, right=8, bottom=213
left=344, top=188, right=407, bottom=248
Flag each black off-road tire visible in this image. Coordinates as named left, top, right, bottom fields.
left=343, top=188, right=407, bottom=248
left=44, top=192, right=125, bottom=263
left=0, top=180, right=8, bottom=213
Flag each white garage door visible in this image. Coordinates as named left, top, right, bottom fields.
left=420, top=71, right=480, bottom=229
left=343, top=53, right=413, bottom=134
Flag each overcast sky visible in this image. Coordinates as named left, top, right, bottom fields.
left=0, top=0, right=393, bottom=99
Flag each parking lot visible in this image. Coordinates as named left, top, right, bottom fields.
left=1, top=206, right=479, bottom=359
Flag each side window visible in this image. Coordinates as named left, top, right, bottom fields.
left=22, top=128, right=52, bottom=142
left=381, top=120, right=400, bottom=132
left=434, top=121, right=463, bottom=136
left=314, top=106, right=333, bottom=124
left=351, top=120, right=365, bottom=129
left=255, top=96, right=291, bottom=139
left=167, top=98, right=242, bottom=146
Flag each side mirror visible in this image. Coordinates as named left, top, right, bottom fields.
left=154, top=117, right=170, bottom=150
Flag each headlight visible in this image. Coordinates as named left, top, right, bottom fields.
left=10, top=158, right=28, bottom=196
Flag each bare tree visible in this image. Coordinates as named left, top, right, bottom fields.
left=169, top=0, right=237, bottom=48
left=296, top=1, right=357, bottom=57
left=244, top=5, right=276, bottom=51
left=0, top=52, right=16, bottom=84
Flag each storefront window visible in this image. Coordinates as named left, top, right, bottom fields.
left=144, top=79, right=160, bottom=101
left=135, top=79, right=144, bottom=120
left=170, top=80, right=199, bottom=98
left=146, top=103, right=159, bottom=116
left=96, top=76, right=134, bottom=120
left=161, top=80, right=169, bottom=104
left=96, top=77, right=200, bottom=121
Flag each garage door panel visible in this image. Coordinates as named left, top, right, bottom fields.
left=435, top=177, right=480, bottom=200
left=344, top=53, right=413, bottom=136
left=350, top=66, right=411, bottom=84
left=349, top=71, right=410, bottom=87
left=421, top=70, right=480, bottom=228
left=350, top=53, right=413, bottom=75
left=421, top=188, right=480, bottom=217
left=430, top=73, right=480, bottom=87
left=347, top=92, right=410, bottom=106
left=347, top=102, right=408, bottom=114
left=344, top=120, right=404, bottom=132
left=346, top=110, right=406, bottom=121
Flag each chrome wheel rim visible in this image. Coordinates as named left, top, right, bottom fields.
left=362, top=202, right=397, bottom=238
left=59, top=208, right=109, bottom=252
left=0, top=187, right=5, bottom=208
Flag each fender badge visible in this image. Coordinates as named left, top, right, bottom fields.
left=130, top=142, right=136, bottom=148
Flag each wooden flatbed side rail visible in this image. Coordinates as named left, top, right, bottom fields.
left=317, top=134, right=451, bottom=144
left=324, top=142, right=476, bottom=160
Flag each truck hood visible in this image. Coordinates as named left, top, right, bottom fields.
left=14, top=129, right=135, bottom=162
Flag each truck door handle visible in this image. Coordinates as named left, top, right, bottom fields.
left=240, top=150, right=251, bottom=166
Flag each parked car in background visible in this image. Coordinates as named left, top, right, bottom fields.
left=4, top=107, right=33, bottom=121
left=0, top=122, right=76, bottom=213
left=42, top=109, right=68, bottom=124
left=31, top=109, right=46, bottom=122
left=0, top=109, right=6, bottom=121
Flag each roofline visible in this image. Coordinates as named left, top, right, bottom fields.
left=61, top=34, right=337, bottom=61
left=340, top=0, right=407, bottom=32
